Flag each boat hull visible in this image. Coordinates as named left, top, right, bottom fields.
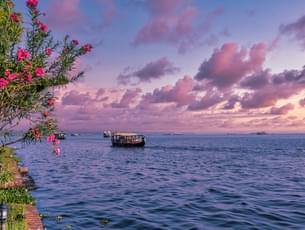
left=112, top=141, right=145, bottom=147
left=55, top=133, right=66, bottom=140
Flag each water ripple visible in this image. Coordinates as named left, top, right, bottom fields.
left=16, top=134, right=305, bottom=229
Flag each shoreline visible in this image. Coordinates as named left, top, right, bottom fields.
left=0, top=147, right=43, bottom=229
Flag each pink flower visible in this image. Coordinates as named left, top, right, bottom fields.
left=82, top=44, right=93, bottom=53
left=26, top=0, right=38, bottom=8
left=47, top=98, right=55, bottom=106
left=47, top=134, right=55, bottom=142
left=38, top=22, right=48, bottom=32
left=72, top=40, right=79, bottom=46
left=35, top=67, right=45, bottom=77
left=0, top=78, right=9, bottom=89
left=45, top=47, right=52, bottom=56
left=33, top=9, right=39, bottom=15
left=4, top=69, right=10, bottom=77
left=10, top=13, right=20, bottom=23
left=8, top=73, right=18, bottom=81
left=27, top=73, right=33, bottom=82
left=17, top=49, right=30, bottom=61
left=54, top=147, right=61, bottom=156
left=53, top=139, right=60, bottom=145
left=43, top=111, right=49, bottom=117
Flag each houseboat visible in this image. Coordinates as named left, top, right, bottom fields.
left=103, top=130, right=112, bottom=138
left=111, top=132, right=145, bottom=147
left=55, top=132, right=66, bottom=140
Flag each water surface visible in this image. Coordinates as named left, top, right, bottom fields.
left=17, top=134, right=305, bottom=229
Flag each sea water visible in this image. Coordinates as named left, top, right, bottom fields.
left=17, top=134, right=305, bottom=229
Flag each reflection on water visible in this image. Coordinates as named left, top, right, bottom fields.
left=16, top=134, right=305, bottom=229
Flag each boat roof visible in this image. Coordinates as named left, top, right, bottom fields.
left=112, top=132, right=143, bottom=136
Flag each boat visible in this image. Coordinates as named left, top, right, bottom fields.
left=251, top=131, right=268, bottom=135
left=103, top=130, right=112, bottom=138
left=54, top=132, right=66, bottom=140
left=70, top=133, right=80, bottom=136
left=255, top=131, right=267, bottom=135
left=111, top=132, right=145, bottom=147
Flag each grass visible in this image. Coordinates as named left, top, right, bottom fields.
left=0, top=188, right=35, bottom=204
left=0, top=147, right=19, bottom=185
left=6, top=204, right=25, bottom=230
left=0, top=171, right=14, bottom=184
left=0, top=148, right=36, bottom=229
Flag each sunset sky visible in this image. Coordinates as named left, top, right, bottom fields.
left=16, top=0, right=305, bottom=133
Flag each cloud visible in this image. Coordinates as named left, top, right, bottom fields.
left=118, top=57, right=179, bottom=84
left=222, top=95, right=240, bottom=110
left=269, top=103, right=294, bottom=115
left=188, top=91, right=223, bottom=111
left=280, top=15, right=305, bottom=48
left=299, top=98, right=305, bottom=107
left=111, top=88, right=142, bottom=108
left=133, top=0, right=224, bottom=53
left=240, top=68, right=305, bottom=109
left=46, top=0, right=116, bottom=35
left=239, top=70, right=271, bottom=90
left=194, top=43, right=266, bottom=89
left=62, top=90, right=92, bottom=106
left=52, top=35, right=305, bottom=132
left=140, top=76, right=195, bottom=107
left=46, top=0, right=83, bottom=28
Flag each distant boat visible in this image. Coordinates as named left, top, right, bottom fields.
left=71, top=133, right=80, bottom=136
left=254, top=132, right=268, bottom=135
left=55, top=132, right=66, bottom=140
left=103, top=130, right=112, bottom=138
left=111, top=132, right=145, bottom=147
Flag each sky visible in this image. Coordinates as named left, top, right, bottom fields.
left=16, top=0, right=305, bottom=133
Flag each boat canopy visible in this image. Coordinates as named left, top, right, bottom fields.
left=112, top=132, right=143, bottom=137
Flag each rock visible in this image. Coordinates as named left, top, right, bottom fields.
left=19, top=166, right=29, bottom=175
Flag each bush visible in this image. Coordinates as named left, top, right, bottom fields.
left=0, top=0, right=92, bottom=154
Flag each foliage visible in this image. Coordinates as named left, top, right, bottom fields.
left=0, top=188, right=35, bottom=204
left=0, top=0, right=92, bottom=153
left=0, top=147, right=17, bottom=184
left=0, top=170, right=13, bottom=184
left=6, top=204, right=25, bottom=230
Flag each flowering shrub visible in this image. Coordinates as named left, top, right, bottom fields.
left=0, top=0, right=92, bottom=154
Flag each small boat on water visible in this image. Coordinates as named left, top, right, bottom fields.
left=111, top=132, right=145, bottom=147
left=71, top=133, right=80, bottom=136
left=55, top=132, right=66, bottom=140
left=103, top=130, right=112, bottom=138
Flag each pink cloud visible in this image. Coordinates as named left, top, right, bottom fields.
left=299, top=98, right=305, bottom=107
left=62, top=90, right=92, bottom=106
left=50, top=38, right=305, bottom=132
left=140, top=76, right=195, bottom=106
left=269, top=103, right=294, bottom=115
left=53, top=79, right=305, bottom=133
left=118, top=57, right=179, bottom=84
left=239, top=68, right=305, bottom=109
left=188, top=91, right=223, bottom=111
left=111, top=88, right=142, bottom=108
left=46, top=0, right=83, bottom=28
left=222, top=95, right=240, bottom=110
left=133, top=0, right=224, bottom=53
left=46, top=0, right=116, bottom=36
left=240, top=70, right=271, bottom=90
left=194, top=42, right=266, bottom=89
